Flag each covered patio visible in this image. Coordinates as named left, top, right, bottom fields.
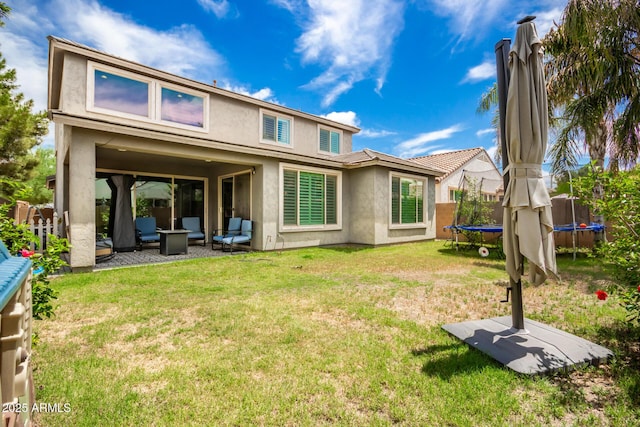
left=81, top=244, right=249, bottom=271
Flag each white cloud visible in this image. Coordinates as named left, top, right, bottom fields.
left=486, top=145, right=499, bottom=161
left=0, top=5, right=58, bottom=147
left=358, top=129, right=396, bottom=138
left=321, top=111, right=359, bottom=127
left=461, top=61, right=495, bottom=84
left=476, top=128, right=495, bottom=137
left=532, top=7, right=563, bottom=37
left=0, top=0, right=231, bottom=147
left=222, top=83, right=279, bottom=103
left=48, top=0, right=226, bottom=79
left=270, top=0, right=304, bottom=13
left=423, top=0, right=565, bottom=50
left=197, top=0, right=235, bottom=18
left=281, top=0, right=405, bottom=106
left=2, top=1, right=228, bottom=100
left=395, top=124, right=464, bottom=158
left=425, top=0, right=509, bottom=47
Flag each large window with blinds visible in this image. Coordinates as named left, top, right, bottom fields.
left=261, top=109, right=292, bottom=146
left=281, top=165, right=340, bottom=229
left=390, top=175, right=425, bottom=225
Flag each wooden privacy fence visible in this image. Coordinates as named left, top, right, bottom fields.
left=436, top=198, right=601, bottom=249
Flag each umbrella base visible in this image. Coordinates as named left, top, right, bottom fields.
left=442, top=316, right=613, bottom=375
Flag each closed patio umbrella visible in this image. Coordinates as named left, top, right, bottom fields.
left=442, top=17, right=611, bottom=375
left=503, top=19, right=557, bottom=289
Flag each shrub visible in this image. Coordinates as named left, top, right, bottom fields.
left=0, top=201, right=69, bottom=320
left=575, top=165, right=640, bottom=325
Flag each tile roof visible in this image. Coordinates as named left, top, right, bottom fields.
left=411, top=147, right=489, bottom=181
left=333, top=149, right=445, bottom=176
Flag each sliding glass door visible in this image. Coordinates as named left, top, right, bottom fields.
left=96, top=172, right=206, bottom=238
left=219, top=172, right=251, bottom=230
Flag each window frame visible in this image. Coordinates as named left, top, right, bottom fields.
left=87, top=62, right=153, bottom=120
left=317, top=125, right=342, bottom=155
left=449, top=187, right=463, bottom=203
left=389, top=172, right=427, bottom=229
left=87, top=61, right=209, bottom=132
left=279, top=163, right=342, bottom=232
left=156, top=82, right=209, bottom=131
left=260, top=109, right=294, bottom=147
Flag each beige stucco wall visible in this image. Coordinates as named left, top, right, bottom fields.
left=51, top=41, right=440, bottom=271
left=67, top=130, right=96, bottom=271
left=59, top=51, right=353, bottom=158
left=270, top=162, right=352, bottom=250
left=348, top=168, right=377, bottom=244
left=348, top=167, right=437, bottom=245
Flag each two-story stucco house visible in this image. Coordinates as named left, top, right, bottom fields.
left=47, top=37, right=444, bottom=271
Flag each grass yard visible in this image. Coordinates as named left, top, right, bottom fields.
left=33, top=241, right=639, bottom=426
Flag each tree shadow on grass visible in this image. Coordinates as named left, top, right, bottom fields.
left=412, top=342, right=502, bottom=380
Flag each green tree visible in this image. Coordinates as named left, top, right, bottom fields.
left=551, top=164, right=589, bottom=196
left=0, top=3, right=8, bottom=24
left=476, top=82, right=502, bottom=166
left=0, top=3, right=49, bottom=199
left=24, top=147, right=55, bottom=205
left=574, top=165, right=640, bottom=326
left=544, top=0, right=640, bottom=172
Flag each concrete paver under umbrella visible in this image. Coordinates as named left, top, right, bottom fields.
left=442, top=17, right=612, bottom=375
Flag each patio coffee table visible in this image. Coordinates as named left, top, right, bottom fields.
left=159, top=230, right=189, bottom=255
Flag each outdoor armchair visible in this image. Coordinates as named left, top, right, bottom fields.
left=134, top=217, right=160, bottom=250
left=211, top=217, right=242, bottom=250
left=220, top=219, right=252, bottom=253
left=181, top=216, right=206, bottom=246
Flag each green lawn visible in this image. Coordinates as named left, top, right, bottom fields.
left=33, top=241, right=639, bottom=426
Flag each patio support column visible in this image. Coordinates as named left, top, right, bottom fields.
left=68, top=133, right=96, bottom=271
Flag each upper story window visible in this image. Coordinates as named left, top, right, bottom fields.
left=88, top=62, right=208, bottom=132
left=391, top=174, right=426, bottom=226
left=261, top=110, right=292, bottom=146
left=92, top=68, right=151, bottom=118
left=160, top=86, right=205, bottom=128
left=318, top=126, right=341, bottom=154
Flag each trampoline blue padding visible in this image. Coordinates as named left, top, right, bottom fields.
left=446, top=223, right=605, bottom=234
left=553, top=223, right=605, bottom=232
left=453, top=225, right=503, bottom=233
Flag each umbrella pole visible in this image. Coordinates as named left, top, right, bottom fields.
left=511, top=276, right=525, bottom=330
left=495, top=36, right=526, bottom=331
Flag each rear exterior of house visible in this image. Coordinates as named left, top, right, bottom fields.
left=47, top=37, right=443, bottom=271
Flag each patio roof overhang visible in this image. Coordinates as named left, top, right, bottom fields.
left=50, top=111, right=348, bottom=170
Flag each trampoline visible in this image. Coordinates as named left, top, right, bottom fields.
left=446, top=223, right=605, bottom=257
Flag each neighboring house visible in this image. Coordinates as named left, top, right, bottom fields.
left=47, top=37, right=444, bottom=271
left=411, top=148, right=503, bottom=203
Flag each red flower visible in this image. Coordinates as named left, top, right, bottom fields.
left=595, top=290, right=608, bottom=301
left=19, top=249, right=35, bottom=258
left=637, top=285, right=640, bottom=293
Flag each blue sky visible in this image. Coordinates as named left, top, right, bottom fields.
left=1, top=0, right=567, bottom=161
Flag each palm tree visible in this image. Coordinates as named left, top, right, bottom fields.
left=544, top=0, right=640, bottom=242
left=476, top=82, right=502, bottom=166
left=544, top=0, right=640, bottom=173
